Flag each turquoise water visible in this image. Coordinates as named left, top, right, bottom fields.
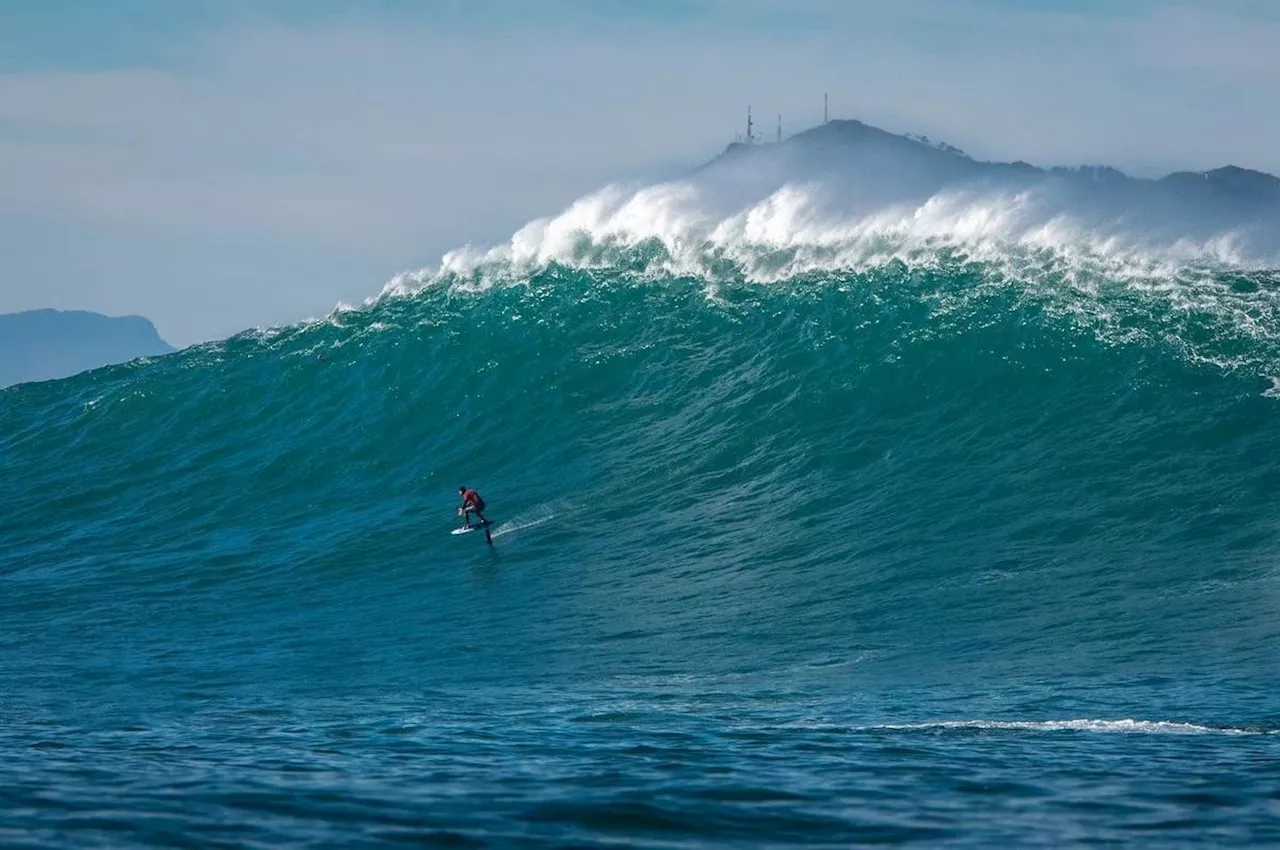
left=4, top=250, right=1280, bottom=846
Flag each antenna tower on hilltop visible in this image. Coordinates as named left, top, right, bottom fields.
left=824, top=93, right=829, bottom=124
left=777, top=113, right=782, bottom=143
left=746, top=105, right=754, bottom=144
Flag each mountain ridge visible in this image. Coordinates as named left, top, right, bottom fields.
left=705, top=118, right=1280, bottom=206
left=0, top=308, right=175, bottom=389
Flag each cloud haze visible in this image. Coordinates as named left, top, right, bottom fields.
left=1, top=1, right=1276, bottom=344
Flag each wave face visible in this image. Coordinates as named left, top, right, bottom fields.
left=4, top=194, right=1280, bottom=844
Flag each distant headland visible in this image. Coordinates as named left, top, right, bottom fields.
left=702, top=115, right=1280, bottom=208
left=0, top=309, right=175, bottom=389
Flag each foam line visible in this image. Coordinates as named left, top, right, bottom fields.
left=872, top=719, right=1266, bottom=735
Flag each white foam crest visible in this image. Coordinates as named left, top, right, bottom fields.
left=387, top=176, right=1274, bottom=301
left=521, top=182, right=710, bottom=264
left=875, top=718, right=1265, bottom=735
left=700, top=188, right=1057, bottom=280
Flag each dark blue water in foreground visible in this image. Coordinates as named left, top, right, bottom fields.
left=4, top=257, right=1280, bottom=846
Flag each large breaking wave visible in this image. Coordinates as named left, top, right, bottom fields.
left=4, top=119, right=1279, bottom=697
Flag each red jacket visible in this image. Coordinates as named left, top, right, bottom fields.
left=461, top=489, right=485, bottom=511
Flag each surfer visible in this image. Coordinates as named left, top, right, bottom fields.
left=458, top=486, right=488, bottom=528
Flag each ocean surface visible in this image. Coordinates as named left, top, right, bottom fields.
left=4, top=180, right=1280, bottom=846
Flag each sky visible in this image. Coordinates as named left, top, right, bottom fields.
left=1, top=0, right=1277, bottom=346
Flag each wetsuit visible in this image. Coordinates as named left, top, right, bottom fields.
left=460, top=489, right=487, bottom=526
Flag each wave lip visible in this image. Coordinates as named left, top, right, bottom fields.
left=387, top=118, right=1280, bottom=303
left=390, top=183, right=1272, bottom=298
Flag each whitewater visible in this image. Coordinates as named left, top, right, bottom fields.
left=3, top=123, right=1280, bottom=846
